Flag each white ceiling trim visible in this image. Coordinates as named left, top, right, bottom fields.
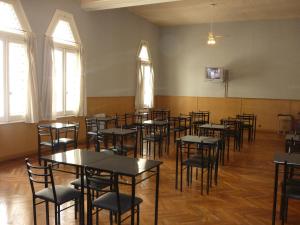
left=81, top=0, right=185, bottom=11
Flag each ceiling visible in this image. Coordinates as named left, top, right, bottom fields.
left=81, top=0, right=300, bottom=26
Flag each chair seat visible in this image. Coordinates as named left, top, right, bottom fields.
left=35, top=185, right=81, bottom=205
left=174, top=127, right=186, bottom=132
left=143, top=134, right=161, bottom=141
left=286, top=184, right=300, bottom=199
left=87, top=131, right=97, bottom=136
left=70, top=176, right=111, bottom=190
left=40, top=140, right=59, bottom=147
left=93, top=192, right=142, bottom=214
left=183, top=156, right=210, bottom=168
left=58, top=138, right=75, bottom=144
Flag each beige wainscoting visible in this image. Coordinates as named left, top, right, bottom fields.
left=0, top=97, right=135, bottom=162
left=155, top=96, right=300, bottom=132
left=1, top=95, right=299, bottom=161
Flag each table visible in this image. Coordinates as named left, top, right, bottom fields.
left=41, top=149, right=162, bottom=225
left=101, top=128, right=138, bottom=157
left=272, top=152, right=300, bottom=225
left=175, top=135, right=220, bottom=189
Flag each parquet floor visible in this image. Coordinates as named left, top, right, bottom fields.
left=1, top=132, right=300, bottom=225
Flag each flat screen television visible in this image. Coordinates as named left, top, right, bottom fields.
left=205, top=67, right=224, bottom=81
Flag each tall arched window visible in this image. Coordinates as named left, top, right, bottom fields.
left=0, top=0, right=36, bottom=122
left=135, top=41, right=154, bottom=110
left=45, top=10, right=83, bottom=118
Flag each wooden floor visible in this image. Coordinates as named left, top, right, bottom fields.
left=1, top=132, right=300, bottom=225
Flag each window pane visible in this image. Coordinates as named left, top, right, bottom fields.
left=8, top=42, right=27, bottom=116
left=138, top=45, right=150, bottom=61
left=66, top=51, right=79, bottom=112
left=52, top=20, right=76, bottom=46
left=0, top=40, right=3, bottom=117
left=54, top=49, right=63, bottom=113
left=142, top=64, right=153, bottom=108
left=0, top=2, right=22, bottom=34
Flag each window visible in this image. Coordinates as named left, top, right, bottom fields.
left=0, top=0, right=30, bottom=122
left=135, top=41, right=154, bottom=109
left=47, top=10, right=81, bottom=116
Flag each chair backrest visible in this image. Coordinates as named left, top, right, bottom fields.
left=180, top=140, right=218, bottom=164
left=288, top=139, right=300, bottom=154
left=25, top=158, right=57, bottom=201
left=66, top=121, right=80, bottom=143
left=37, top=125, right=55, bottom=146
left=189, top=111, right=210, bottom=124
left=236, top=114, right=255, bottom=126
left=85, top=117, right=97, bottom=132
left=85, top=167, right=119, bottom=210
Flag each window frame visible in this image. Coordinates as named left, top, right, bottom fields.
left=0, top=0, right=31, bottom=123
left=53, top=46, right=79, bottom=117
left=137, top=40, right=154, bottom=109
left=47, top=10, right=81, bottom=117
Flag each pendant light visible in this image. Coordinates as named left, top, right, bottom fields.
left=207, top=3, right=216, bottom=45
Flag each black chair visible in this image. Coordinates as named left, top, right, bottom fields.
left=189, top=111, right=210, bottom=135
left=37, top=125, right=59, bottom=164
left=141, top=123, right=168, bottom=159
left=70, top=150, right=114, bottom=219
left=58, top=121, right=79, bottom=152
left=25, top=158, right=82, bottom=225
left=170, top=115, right=192, bottom=142
left=236, top=114, right=256, bottom=143
left=85, top=167, right=143, bottom=225
left=85, top=117, right=98, bottom=149
left=179, top=141, right=219, bottom=195
left=221, top=118, right=242, bottom=152
left=280, top=161, right=300, bottom=224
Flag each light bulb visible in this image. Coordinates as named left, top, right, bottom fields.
left=207, top=32, right=216, bottom=45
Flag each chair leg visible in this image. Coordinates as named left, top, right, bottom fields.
left=285, top=198, right=289, bottom=223
left=207, top=167, right=210, bottom=195
left=54, top=204, right=58, bottom=225
left=190, top=167, right=193, bottom=185
left=180, top=163, right=183, bottom=192
left=118, top=213, right=121, bottom=225
left=186, top=166, right=190, bottom=187
left=38, top=145, right=41, bottom=165
left=96, top=208, right=99, bottom=225
left=110, top=211, right=113, bottom=225
left=137, top=205, right=140, bottom=225
left=32, top=198, right=37, bottom=225
left=57, top=205, right=61, bottom=225
left=45, top=201, right=50, bottom=225
left=201, top=167, right=204, bottom=195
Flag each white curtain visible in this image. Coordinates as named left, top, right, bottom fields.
left=24, top=32, right=39, bottom=123
left=135, top=61, right=154, bottom=110
left=75, top=46, right=87, bottom=116
left=40, top=37, right=55, bottom=120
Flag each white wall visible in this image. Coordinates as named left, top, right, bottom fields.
left=20, top=0, right=160, bottom=97
left=158, top=19, right=300, bottom=99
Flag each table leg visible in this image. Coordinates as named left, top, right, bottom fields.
left=43, top=160, right=50, bottom=225
left=134, top=131, right=138, bottom=158
left=131, top=176, right=136, bottom=225
left=175, top=141, right=179, bottom=189
left=80, top=166, right=85, bottom=225
left=272, top=163, right=279, bottom=225
left=155, top=166, right=160, bottom=225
